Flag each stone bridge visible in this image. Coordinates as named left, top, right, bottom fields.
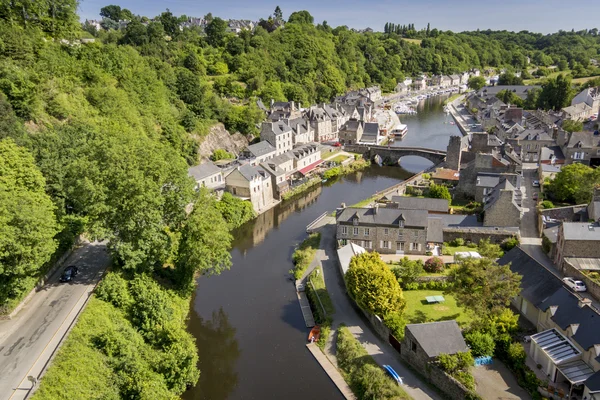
left=344, top=144, right=448, bottom=165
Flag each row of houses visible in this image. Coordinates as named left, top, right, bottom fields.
left=397, top=69, right=481, bottom=93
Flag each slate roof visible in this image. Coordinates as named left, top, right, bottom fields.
left=562, top=222, right=600, bottom=241
left=390, top=196, right=449, bottom=213
left=271, top=152, right=294, bottom=166
left=245, top=141, right=276, bottom=157
left=237, top=164, right=268, bottom=181
left=538, top=287, right=600, bottom=359
left=363, top=122, right=379, bottom=136
left=337, top=242, right=366, bottom=275
left=476, top=173, right=502, bottom=188
left=188, top=161, right=221, bottom=181
left=563, top=103, right=592, bottom=116
left=586, top=370, right=600, bottom=392
left=287, top=117, right=311, bottom=135
left=406, top=321, right=468, bottom=358
left=268, top=121, right=292, bottom=136
left=438, top=214, right=481, bottom=227
left=478, top=85, right=541, bottom=99
left=540, top=146, right=565, bottom=162
left=341, top=119, right=362, bottom=132
left=515, top=129, right=553, bottom=142
left=566, top=131, right=600, bottom=149
left=498, top=247, right=564, bottom=307
left=337, top=207, right=428, bottom=228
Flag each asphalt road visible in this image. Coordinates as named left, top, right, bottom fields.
left=0, top=242, right=108, bottom=400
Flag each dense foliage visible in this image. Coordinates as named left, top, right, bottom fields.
left=290, top=232, right=321, bottom=279
left=547, top=163, right=600, bottom=204
left=345, top=252, right=405, bottom=317
left=437, top=352, right=476, bottom=390
left=336, top=326, right=411, bottom=400
left=424, top=256, right=445, bottom=273
left=391, top=257, right=424, bottom=287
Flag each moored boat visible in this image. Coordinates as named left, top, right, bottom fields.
left=383, top=365, right=403, bottom=385
left=308, top=326, right=321, bottom=343
left=391, top=123, right=408, bottom=138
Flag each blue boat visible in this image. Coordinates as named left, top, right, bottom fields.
left=383, top=365, right=403, bottom=385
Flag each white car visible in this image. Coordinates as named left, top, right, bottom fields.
left=563, top=277, right=587, bottom=292
left=532, top=180, right=540, bottom=187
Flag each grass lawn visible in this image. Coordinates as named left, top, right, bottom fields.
left=330, top=154, right=349, bottom=163
left=403, top=290, right=472, bottom=326
left=401, top=38, right=422, bottom=45
left=308, top=268, right=335, bottom=316
left=573, top=75, right=600, bottom=84
left=349, top=195, right=377, bottom=208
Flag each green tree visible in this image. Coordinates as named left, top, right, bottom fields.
left=562, top=119, right=583, bottom=133
left=205, top=17, right=228, bottom=47
left=424, top=257, right=445, bottom=273
left=557, top=59, right=568, bottom=71
left=498, top=72, right=523, bottom=85
left=536, top=74, right=574, bottom=110
left=0, top=138, right=58, bottom=305
left=345, top=252, right=405, bottom=317
left=175, top=189, right=233, bottom=292
left=274, top=6, right=283, bottom=21
left=427, top=183, right=452, bottom=201
left=392, top=257, right=424, bottom=287
left=100, top=5, right=123, bottom=21
left=465, top=331, right=495, bottom=356
left=288, top=11, right=314, bottom=25
left=447, top=257, right=521, bottom=318
left=548, top=163, right=600, bottom=203
left=496, top=89, right=524, bottom=107
left=477, top=238, right=503, bottom=259
left=467, top=76, right=486, bottom=91
left=215, top=193, right=255, bottom=229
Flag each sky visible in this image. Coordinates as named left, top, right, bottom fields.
left=78, top=0, right=600, bottom=34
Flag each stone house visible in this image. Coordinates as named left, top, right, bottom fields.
left=412, top=75, right=427, bottom=91
left=336, top=206, right=432, bottom=254
left=510, top=129, right=554, bottom=162
left=260, top=161, right=288, bottom=199
left=285, top=117, right=312, bottom=145
left=460, top=72, right=470, bottom=85
left=482, top=178, right=522, bottom=227
left=539, top=146, right=565, bottom=167
left=571, top=87, right=600, bottom=114
left=360, top=122, right=381, bottom=145
left=395, top=82, right=409, bottom=94
left=439, top=75, right=452, bottom=88
left=291, top=143, right=322, bottom=176
left=323, top=104, right=348, bottom=136
left=389, top=197, right=449, bottom=214
left=449, top=74, right=461, bottom=86
left=430, top=75, right=442, bottom=87
left=240, top=141, right=276, bottom=165
left=188, top=161, right=225, bottom=192
left=475, top=172, right=520, bottom=203
left=554, top=222, right=600, bottom=270
left=305, top=106, right=337, bottom=142
left=225, top=164, right=274, bottom=213
left=360, top=86, right=382, bottom=102
left=560, top=131, right=600, bottom=166
left=260, top=121, right=293, bottom=156
left=562, top=103, right=594, bottom=122
left=456, top=153, right=516, bottom=199
left=339, top=119, right=364, bottom=145
left=267, top=100, right=302, bottom=121
left=400, top=321, right=468, bottom=373
left=470, top=132, right=504, bottom=153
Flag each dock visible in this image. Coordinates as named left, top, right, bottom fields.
left=296, top=288, right=315, bottom=327
left=306, top=343, right=356, bottom=400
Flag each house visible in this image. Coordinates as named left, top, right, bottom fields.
left=482, top=178, right=522, bottom=227
left=500, top=248, right=600, bottom=396
left=470, top=132, right=504, bottom=153
left=360, top=86, right=382, bottom=102
left=460, top=72, right=470, bottom=85
left=400, top=321, right=469, bottom=373
left=267, top=100, right=302, bottom=121
left=360, top=122, right=381, bottom=145
left=389, top=196, right=449, bottom=214
left=449, top=74, right=461, bottom=86
left=240, top=141, right=277, bottom=165
left=554, top=222, right=600, bottom=270
left=412, top=75, right=427, bottom=91
left=260, top=160, right=289, bottom=199
left=286, top=117, right=312, bottom=145
left=336, top=206, right=432, bottom=254
left=571, top=87, right=600, bottom=112
left=539, top=146, right=565, bottom=166
left=305, top=106, right=337, bottom=142
left=339, top=119, right=364, bottom=145
left=511, top=129, right=554, bottom=162
left=260, top=121, right=293, bottom=156
left=561, top=131, right=600, bottom=166
left=475, top=172, right=520, bottom=203
left=476, top=85, right=541, bottom=101
left=291, top=143, right=321, bottom=177
left=456, top=153, right=517, bottom=199
left=395, top=82, right=409, bottom=95
left=336, top=242, right=367, bottom=275
left=562, top=103, right=594, bottom=122
left=439, top=75, right=452, bottom=88
left=225, top=164, right=274, bottom=213
left=188, top=161, right=225, bottom=192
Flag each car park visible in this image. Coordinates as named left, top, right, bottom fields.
left=59, top=265, right=79, bottom=283
left=563, top=277, right=587, bottom=292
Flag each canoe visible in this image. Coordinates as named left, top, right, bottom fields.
left=383, top=365, right=403, bottom=385
left=308, top=326, right=321, bottom=343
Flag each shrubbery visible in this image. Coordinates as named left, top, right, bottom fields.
left=437, top=351, right=475, bottom=390
left=391, top=257, right=424, bottom=287
left=403, top=280, right=453, bottom=291
left=290, top=233, right=321, bottom=279
left=465, top=331, right=495, bottom=357
left=424, top=257, right=445, bottom=273
left=501, top=237, right=519, bottom=251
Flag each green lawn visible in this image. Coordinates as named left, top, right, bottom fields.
left=308, top=268, right=335, bottom=316
left=573, top=75, right=600, bottom=84
left=401, top=38, right=422, bottom=46
left=330, top=155, right=349, bottom=163
left=403, top=290, right=472, bottom=326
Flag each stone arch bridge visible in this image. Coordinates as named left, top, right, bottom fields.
left=344, top=144, right=447, bottom=165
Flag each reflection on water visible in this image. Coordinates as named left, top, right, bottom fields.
left=185, top=307, right=240, bottom=400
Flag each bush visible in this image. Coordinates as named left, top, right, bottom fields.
left=424, top=257, right=445, bottom=273
left=211, top=148, right=234, bottom=161
left=383, top=311, right=406, bottom=340
left=507, top=342, right=527, bottom=371
left=427, top=183, right=452, bottom=201
left=452, top=238, right=465, bottom=246
left=323, top=166, right=342, bottom=180
left=501, top=237, right=519, bottom=251
left=392, top=257, right=424, bottom=287
left=465, top=331, right=495, bottom=357
left=290, top=233, right=321, bottom=280
left=422, top=173, right=431, bottom=180
left=540, top=200, right=554, bottom=209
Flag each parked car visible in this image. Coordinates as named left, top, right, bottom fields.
left=563, top=277, right=587, bottom=292
left=59, top=266, right=79, bottom=283
left=532, top=180, right=540, bottom=187
left=532, top=193, right=539, bottom=201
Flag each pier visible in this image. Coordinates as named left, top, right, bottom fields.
left=306, top=343, right=357, bottom=400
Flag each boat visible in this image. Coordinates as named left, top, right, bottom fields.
left=383, top=365, right=403, bottom=385
left=308, top=326, right=321, bottom=343
left=391, top=123, right=408, bottom=138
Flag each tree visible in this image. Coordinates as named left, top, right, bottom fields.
left=427, top=183, right=451, bottom=201
left=288, top=11, right=314, bottom=25
left=205, top=17, right=227, bottom=47
left=465, top=331, right=495, bottom=357
left=477, top=238, right=503, bottom=259
left=0, top=138, right=58, bottom=305
left=467, top=76, right=486, bottom=91
left=175, top=189, right=233, bottom=292
left=424, top=257, right=444, bottom=273
left=274, top=6, right=283, bottom=21
left=159, top=9, right=179, bottom=37
left=392, top=257, right=424, bottom=287
left=548, top=163, right=600, bottom=203
left=536, top=74, right=574, bottom=111
left=496, top=89, right=524, bottom=107
left=215, top=193, right=255, bottom=229
left=100, top=5, right=123, bottom=21
left=447, top=257, right=521, bottom=318
left=498, top=72, right=523, bottom=85
left=557, top=59, right=569, bottom=71
left=562, top=119, right=583, bottom=133
left=345, top=252, right=405, bottom=317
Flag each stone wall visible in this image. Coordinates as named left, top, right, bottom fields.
left=445, top=136, right=463, bottom=171
left=443, top=228, right=517, bottom=244
left=562, top=260, right=600, bottom=300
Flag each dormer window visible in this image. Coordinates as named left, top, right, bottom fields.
left=353, top=217, right=359, bottom=226
left=399, top=220, right=404, bottom=228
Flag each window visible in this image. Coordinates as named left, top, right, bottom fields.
left=573, top=152, right=585, bottom=160
left=397, top=231, right=403, bottom=240
left=399, top=220, right=404, bottom=228
left=397, top=242, right=404, bottom=251
left=364, top=240, right=372, bottom=249
left=353, top=227, right=359, bottom=236
left=364, top=228, right=370, bottom=236
left=341, top=226, right=347, bottom=235
left=382, top=241, right=389, bottom=249
left=411, top=340, right=417, bottom=352
left=384, top=228, right=389, bottom=235
left=526, top=144, right=530, bottom=150
left=409, top=243, right=414, bottom=251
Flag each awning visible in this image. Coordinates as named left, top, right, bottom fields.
left=531, top=329, right=580, bottom=365
left=557, top=359, right=595, bottom=384
left=298, top=160, right=323, bottom=176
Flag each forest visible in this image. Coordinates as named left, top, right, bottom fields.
left=0, top=1, right=599, bottom=398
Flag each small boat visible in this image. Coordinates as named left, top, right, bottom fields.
left=391, top=123, right=408, bottom=138
left=383, top=365, right=403, bottom=385
left=308, top=326, right=321, bottom=343
left=322, top=179, right=327, bottom=183
left=450, top=121, right=455, bottom=125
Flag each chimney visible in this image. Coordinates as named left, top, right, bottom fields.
left=374, top=203, right=379, bottom=214
left=552, top=126, right=558, bottom=140
left=296, top=123, right=301, bottom=136
left=270, top=98, right=274, bottom=107
left=578, top=298, right=592, bottom=308
left=291, top=101, right=295, bottom=111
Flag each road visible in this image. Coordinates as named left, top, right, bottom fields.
left=317, top=224, right=443, bottom=400
left=0, top=242, right=109, bottom=400
left=519, top=163, right=600, bottom=309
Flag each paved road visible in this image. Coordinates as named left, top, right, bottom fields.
left=0, top=242, right=109, bottom=400
left=317, top=224, right=442, bottom=400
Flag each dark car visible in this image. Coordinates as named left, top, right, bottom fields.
left=60, top=266, right=79, bottom=283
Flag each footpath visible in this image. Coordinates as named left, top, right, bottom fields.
left=307, top=224, right=442, bottom=400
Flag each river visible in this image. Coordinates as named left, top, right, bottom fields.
left=184, top=95, right=461, bottom=400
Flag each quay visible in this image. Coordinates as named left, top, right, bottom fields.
left=306, top=343, right=356, bottom=400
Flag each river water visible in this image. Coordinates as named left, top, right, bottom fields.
left=184, top=95, right=461, bottom=400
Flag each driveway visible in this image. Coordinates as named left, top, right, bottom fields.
left=0, top=242, right=109, bottom=400
left=472, top=362, right=531, bottom=400
left=317, top=224, right=442, bottom=400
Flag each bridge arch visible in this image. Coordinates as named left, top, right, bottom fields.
left=346, top=144, right=447, bottom=166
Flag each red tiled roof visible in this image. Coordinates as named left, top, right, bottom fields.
left=298, top=160, right=323, bottom=175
